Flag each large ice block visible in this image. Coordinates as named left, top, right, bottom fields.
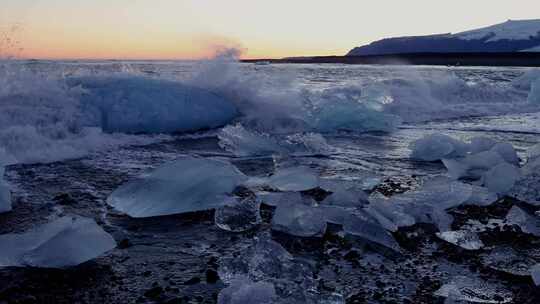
left=107, top=157, right=247, bottom=217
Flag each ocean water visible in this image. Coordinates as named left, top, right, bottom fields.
left=1, top=60, right=539, bottom=165
left=1, top=61, right=540, bottom=303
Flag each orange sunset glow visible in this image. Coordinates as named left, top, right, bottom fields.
left=3, top=0, right=540, bottom=60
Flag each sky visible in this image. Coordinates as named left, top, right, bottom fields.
left=1, top=0, right=540, bottom=60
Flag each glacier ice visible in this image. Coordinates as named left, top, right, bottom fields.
left=436, top=230, right=484, bottom=250
left=483, top=163, right=521, bottom=195
left=268, top=166, right=319, bottom=192
left=107, top=157, right=247, bottom=217
left=0, top=216, right=116, bottom=268
left=272, top=203, right=327, bottom=238
left=505, top=206, right=540, bottom=237
left=218, top=279, right=276, bottom=304
left=71, top=76, right=238, bottom=134
left=215, top=197, right=262, bottom=232
left=410, top=134, right=468, bottom=161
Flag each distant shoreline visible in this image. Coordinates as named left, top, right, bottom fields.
left=241, top=52, right=540, bottom=67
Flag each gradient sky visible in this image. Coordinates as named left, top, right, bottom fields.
left=2, top=0, right=539, bottom=60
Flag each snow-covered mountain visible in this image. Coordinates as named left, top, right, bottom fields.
left=348, top=19, right=540, bottom=56
left=456, top=19, right=540, bottom=42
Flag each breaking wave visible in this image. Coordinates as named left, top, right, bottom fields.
left=1, top=56, right=539, bottom=164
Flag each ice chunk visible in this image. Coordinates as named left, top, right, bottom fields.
left=443, top=151, right=506, bottom=180
left=318, top=205, right=351, bottom=225
left=310, top=98, right=401, bottom=133
left=272, top=203, right=327, bottom=237
left=490, top=142, right=520, bottom=165
left=0, top=172, right=10, bottom=214
left=219, top=237, right=318, bottom=302
left=218, top=124, right=287, bottom=157
left=505, top=206, right=540, bottom=236
left=531, top=264, right=540, bottom=286
left=528, top=79, right=540, bottom=104
left=464, top=186, right=498, bottom=206
left=468, top=137, right=497, bottom=154
left=367, top=178, right=469, bottom=232
left=409, top=204, right=454, bottom=232
left=320, top=180, right=369, bottom=208
left=107, top=157, right=247, bottom=217
left=218, top=237, right=294, bottom=283
left=410, top=134, right=467, bottom=161
left=0, top=150, right=12, bottom=213
left=435, top=276, right=512, bottom=303
left=367, top=193, right=416, bottom=229
left=215, top=197, right=262, bottom=232
left=359, top=177, right=382, bottom=191
left=405, top=177, right=473, bottom=210
left=509, top=144, right=540, bottom=204
left=527, top=143, right=540, bottom=164
left=285, top=132, right=333, bottom=156
left=218, top=124, right=332, bottom=157
left=218, top=279, right=276, bottom=304
left=436, top=230, right=484, bottom=250
left=512, top=69, right=540, bottom=91
left=343, top=212, right=401, bottom=251
left=412, top=135, right=519, bottom=167
left=0, top=216, right=116, bottom=268
left=481, top=247, right=536, bottom=276
left=523, top=143, right=540, bottom=174
left=363, top=205, right=400, bottom=232
left=482, top=163, right=521, bottom=195
left=257, top=192, right=313, bottom=208
left=71, top=76, right=238, bottom=134
left=268, top=166, right=319, bottom=192
left=509, top=173, right=540, bottom=206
